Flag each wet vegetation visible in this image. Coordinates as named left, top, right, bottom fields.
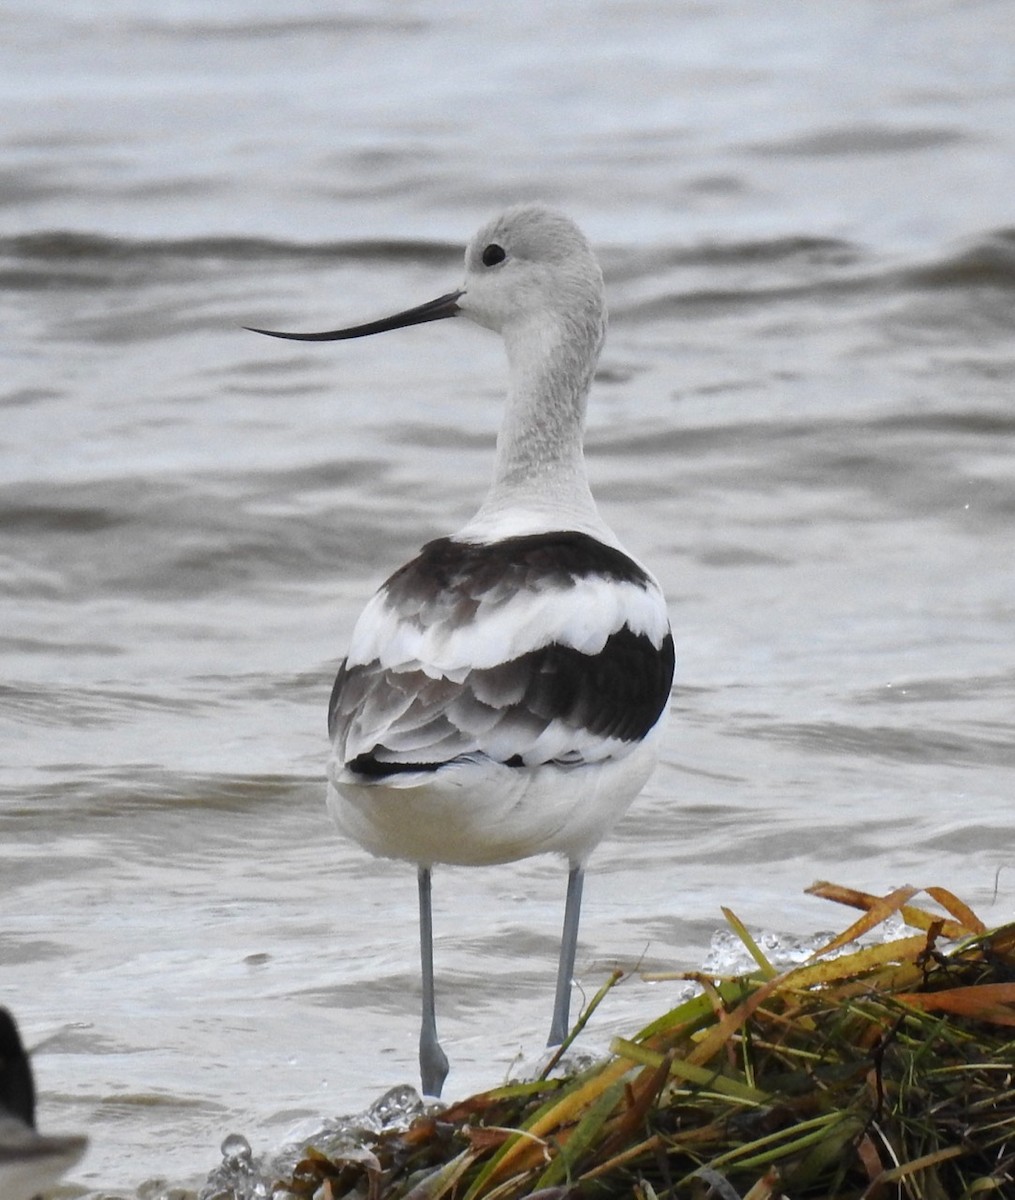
left=277, top=883, right=1015, bottom=1200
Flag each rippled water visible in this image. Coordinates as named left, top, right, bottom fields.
left=2, top=1, right=1014, bottom=1195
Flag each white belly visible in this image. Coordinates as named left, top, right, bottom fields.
left=326, top=718, right=666, bottom=868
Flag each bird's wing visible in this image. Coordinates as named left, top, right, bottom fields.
left=329, top=533, right=674, bottom=775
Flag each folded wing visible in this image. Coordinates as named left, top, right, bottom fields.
left=329, top=532, right=674, bottom=777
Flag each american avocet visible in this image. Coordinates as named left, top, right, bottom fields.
left=0, top=1009, right=87, bottom=1200
left=249, top=205, right=674, bottom=1098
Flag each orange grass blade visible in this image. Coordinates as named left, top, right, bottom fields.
left=859, top=1144, right=965, bottom=1195
left=808, top=881, right=983, bottom=941
left=924, top=886, right=987, bottom=934
left=684, top=970, right=793, bottom=1068
left=892, top=982, right=1015, bottom=1026
left=807, top=885, right=922, bottom=957
left=578, top=1133, right=665, bottom=1182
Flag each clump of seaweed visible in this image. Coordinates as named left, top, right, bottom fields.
left=279, top=883, right=1015, bottom=1199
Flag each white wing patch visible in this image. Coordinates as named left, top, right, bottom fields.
left=347, top=575, right=667, bottom=673
left=330, top=532, right=674, bottom=775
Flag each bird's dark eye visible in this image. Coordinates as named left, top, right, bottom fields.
left=482, top=243, right=506, bottom=267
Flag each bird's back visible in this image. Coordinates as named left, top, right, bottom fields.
left=326, top=528, right=673, bottom=866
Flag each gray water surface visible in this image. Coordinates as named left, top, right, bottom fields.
left=2, top=1, right=1013, bottom=1194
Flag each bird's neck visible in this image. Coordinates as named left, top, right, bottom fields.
left=463, top=313, right=610, bottom=541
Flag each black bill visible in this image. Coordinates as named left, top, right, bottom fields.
left=245, top=289, right=463, bottom=342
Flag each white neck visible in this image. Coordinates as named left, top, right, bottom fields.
left=459, top=310, right=615, bottom=544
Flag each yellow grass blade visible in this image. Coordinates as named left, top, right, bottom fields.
left=533, top=1080, right=625, bottom=1188
left=469, top=1057, right=632, bottom=1193
left=611, top=1037, right=768, bottom=1103
left=721, top=906, right=778, bottom=979
left=778, top=934, right=929, bottom=990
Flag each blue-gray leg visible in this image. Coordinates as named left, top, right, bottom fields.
left=417, top=866, right=449, bottom=1097
left=547, top=864, right=585, bottom=1047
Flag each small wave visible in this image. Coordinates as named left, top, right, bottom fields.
left=0, top=231, right=462, bottom=293
left=602, top=234, right=861, bottom=286
left=854, top=672, right=1015, bottom=706
left=875, top=409, right=1015, bottom=437
left=8, top=228, right=1015, bottom=306
left=741, top=719, right=1015, bottom=769
left=613, top=227, right=1015, bottom=322
left=0, top=501, right=126, bottom=535
left=0, top=681, right=189, bottom=730
left=0, top=468, right=434, bottom=601
left=0, top=231, right=460, bottom=264
left=748, top=123, right=969, bottom=158
left=901, top=229, right=1015, bottom=289
left=670, top=235, right=860, bottom=269
left=132, top=14, right=429, bottom=40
